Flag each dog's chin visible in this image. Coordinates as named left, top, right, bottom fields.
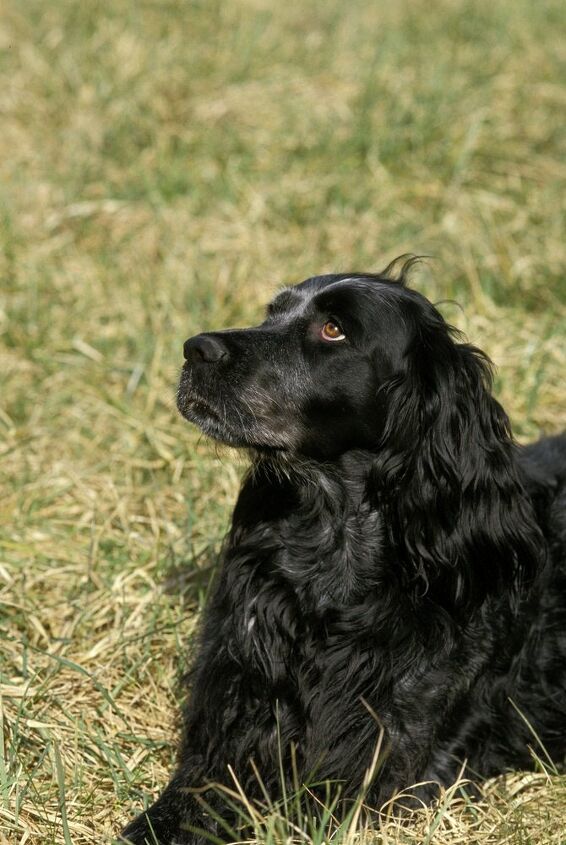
left=177, top=396, right=242, bottom=446
left=177, top=393, right=290, bottom=452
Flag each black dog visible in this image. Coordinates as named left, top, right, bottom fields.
left=122, top=261, right=566, bottom=844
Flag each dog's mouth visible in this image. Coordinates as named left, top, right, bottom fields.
left=176, top=362, right=304, bottom=453
left=177, top=383, right=294, bottom=454
left=177, top=387, right=224, bottom=431
left=185, top=396, right=221, bottom=423
left=177, top=374, right=252, bottom=447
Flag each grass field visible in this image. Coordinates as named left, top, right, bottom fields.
left=1, top=0, right=565, bottom=843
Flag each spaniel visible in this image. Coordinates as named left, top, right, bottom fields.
left=122, top=261, right=566, bottom=844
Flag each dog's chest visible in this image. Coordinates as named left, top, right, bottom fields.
left=229, top=495, right=384, bottom=660
left=275, top=502, right=383, bottom=607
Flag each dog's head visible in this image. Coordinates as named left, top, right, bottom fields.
left=177, top=259, right=543, bottom=608
left=177, top=262, right=449, bottom=458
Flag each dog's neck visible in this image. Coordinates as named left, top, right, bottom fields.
left=247, top=450, right=384, bottom=607
left=252, top=447, right=374, bottom=493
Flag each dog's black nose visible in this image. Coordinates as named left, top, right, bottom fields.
left=183, top=334, right=229, bottom=363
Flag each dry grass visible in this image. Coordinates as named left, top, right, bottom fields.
left=0, top=0, right=565, bottom=843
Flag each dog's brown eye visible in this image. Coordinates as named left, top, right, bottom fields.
left=321, top=321, right=346, bottom=342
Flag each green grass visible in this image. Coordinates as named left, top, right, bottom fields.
left=0, top=0, right=565, bottom=842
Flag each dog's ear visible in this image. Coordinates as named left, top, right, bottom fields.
left=371, top=310, right=543, bottom=611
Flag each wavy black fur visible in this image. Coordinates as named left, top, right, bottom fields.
left=122, top=262, right=566, bottom=844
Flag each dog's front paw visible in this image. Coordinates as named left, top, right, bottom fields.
left=120, top=802, right=190, bottom=845
left=120, top=790, right=220, bottom=845
left=120, top=810, right=165, bottom=845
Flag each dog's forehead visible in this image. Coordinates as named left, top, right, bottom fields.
left=268, top=274, right=401, bottom=317
left=293, top=274, right=362, bottom=295
left=268, top=287, right=306, bottom=316
left=268, top=275, right=400, bottom=318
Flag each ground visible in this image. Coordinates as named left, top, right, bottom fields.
left=0, top=0, right=565, bottom=843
